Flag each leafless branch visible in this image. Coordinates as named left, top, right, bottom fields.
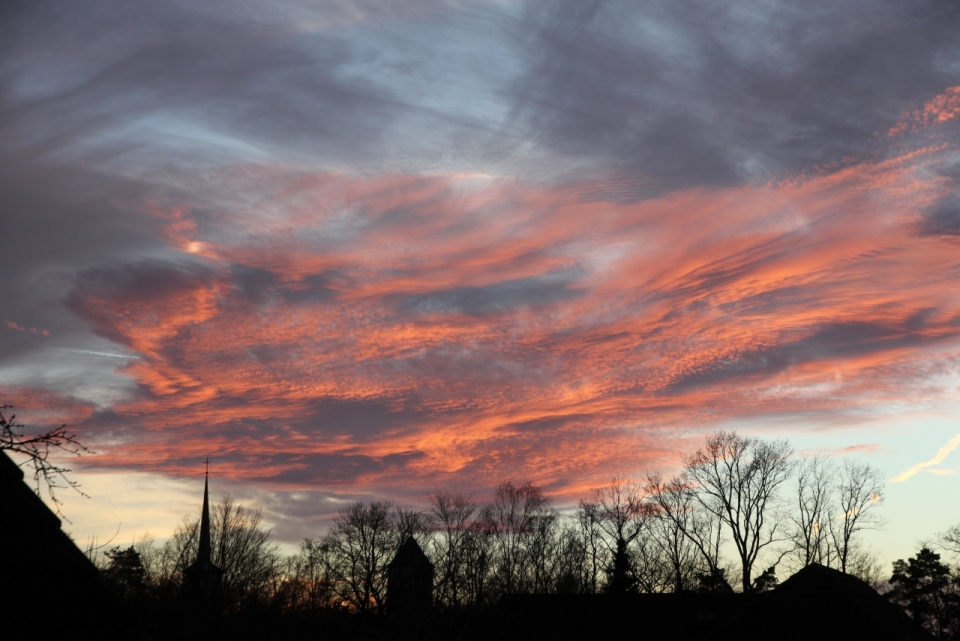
left=1, top=404, right=92, bottom=518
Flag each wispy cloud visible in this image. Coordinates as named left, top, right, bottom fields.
left=3, top=0, right=960, bottom=512
left=891, top=432, right=960, bottom=483
left=43, top=140, right=960, bottom=495
left=57, top=348, right=138, bottom=360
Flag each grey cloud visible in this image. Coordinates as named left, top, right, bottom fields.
left=64, top=260, right=217, bottom=346
left=0, top=161, right=166, bottom=365
left=918, top=196, right=960, bottom=236
left=0, top=0, right=404, bottom=168
left=499, top=413, right=590, bottom=434
left=916, top=154, right=960, bottom=236
left=402, top=270, right=585, bottom=316
left=66, top=260, right=217, bottom=309
left=6, top=0, right=959, bottom=197
left=228, top=265, right=339, bottom=306
left=293, top=396, right=425, bottom=439
left=666, top=320, right=959, bottom=394
left=256, top=451, right=428, bottom=486
left=81, top=395, right=429, bottom=444
left=508, top=0, right=960, bottom=192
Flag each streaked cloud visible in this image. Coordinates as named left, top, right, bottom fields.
left=3, top=0, right=960, bottom=539
left=891, top=432, right=960, bottom=483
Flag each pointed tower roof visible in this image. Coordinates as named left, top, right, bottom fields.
left=388, top=536, right=433, bottom=571
left=183, top=458, right=222, bottom=609
left=196, top=463, right=212, bottom=567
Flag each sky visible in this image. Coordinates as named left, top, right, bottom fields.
left=3, top=0, right=960, bottom=564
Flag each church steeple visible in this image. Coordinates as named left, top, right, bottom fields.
left=197, top=459, right=212, bottom=566
left=183, top=457, right=222, bottom=612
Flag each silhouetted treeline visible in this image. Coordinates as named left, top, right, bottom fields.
left=89, top=431, right=960, bottom=639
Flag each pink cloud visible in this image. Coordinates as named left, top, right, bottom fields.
left=889, top=86, right=960, bottom=136
left=17, top=138, right=959, bottom=499
left=6, top=321, right=50, bottom=336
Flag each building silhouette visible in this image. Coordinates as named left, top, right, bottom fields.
left=489, top=563, right=934, bottom=641
left=387, top=536, right=434, bottom=617
left=0, top=450, right=125, bottom=638
left=182, top=462, right=223, bottom=612
left=385, top=536, right=434, bottom=639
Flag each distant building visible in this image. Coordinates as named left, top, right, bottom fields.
left=387, top=536, right=434, bottom=617
left=490, top=563, right=934, bottom=641
left=0, top=450, right=124, bottom=638
left=182, top=465, right=223, bottom=611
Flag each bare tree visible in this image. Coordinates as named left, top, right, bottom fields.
left=1, top=404, right=90, bottom=516
left=323, top=501, right=397, bottom=612
left=488, top=481, right=552, bottom=595
left=210, top=497, right=282, bottom=608
left=552, top=518, right=593, bottom=594
left=131, top=496, right=281, bottom=610
left=281, top=538, right=338, bottom=613
left=150, top=496, right=281, bottom=609
left=647, top=472, right=724, bottom=591
left=460, top=505, right=494, bottom=605
left=575, top=500, right=606, bottom=594
left=682, top=432, right=794, bottom=592
left=394, top=505, right=429, bottom=543
left=937, top=523, right=960, bottom=560
left=429, top=490, right=478, bottom=609
left=526, top=508, right=561, bottom=594
left=591, top=476, right=652, bottom=593
left=788, top=455, right=833, bottom=569
left=829, top=459, right=885, bottom=574
left=645, top=498, right=702, bottom=592
left=632, top=534, right=674, bottom=593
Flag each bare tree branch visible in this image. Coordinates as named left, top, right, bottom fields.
left=681, top=431, right=794, bottom=592
left=1, top=404, right=91, bottom=518
left=829, top=459, right=885, bottom=574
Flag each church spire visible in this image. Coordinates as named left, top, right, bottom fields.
left=183, top=457, right=222, bottom=611
left=197, top=458, right=212, bottom=566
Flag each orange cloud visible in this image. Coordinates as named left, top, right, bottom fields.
left=14, top=137, right=958, bottom=502
left=6, top=321, right=50, bottom=336
left=889, top=86, right=960, bottom=136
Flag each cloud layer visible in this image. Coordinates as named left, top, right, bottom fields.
left=3, top=1, right=960, bottom=521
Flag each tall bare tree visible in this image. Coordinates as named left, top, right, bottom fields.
left=647, top=471, right=724, bottom=590
left=526, top=508, right=561, bottom=594
left=645, top=487, right=703, bottom=592
left=552, top=518, right=593, bottom=594
left=429, top=490, right=478, bottom=609
left=575, top=500, right=606, bottom=594
left=829, top=459, right=885, bottom=574
left=143, top=496, right=281, bottom=609
left=323, top=501, right=397, bottom=612
left=282, top=538, right=338, bottom=613
left=460, top=505, right=494, bottom=605
left=788, top=455, right=833, bottom=569
left=682, top=431, right=794, bottom=592
left=210, top=497, right=282, bottom=608
left=631, top=534, right=674, bottom=593
left=591, top=476, right=651, bottom=593
left=489, top=481, right=552, bottom=595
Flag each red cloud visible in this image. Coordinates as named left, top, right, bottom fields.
left=889, top=86, right=960, bottom=136
left=6, top=321, right=50, bottom=336
left=23, top=140, right=960, bottom=500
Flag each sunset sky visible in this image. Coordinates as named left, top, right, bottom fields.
left=3, top=1, right=960, bottom=563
